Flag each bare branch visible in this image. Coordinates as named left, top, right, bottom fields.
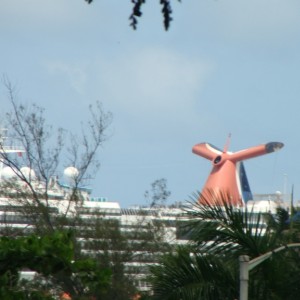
left=0, top=80, right=112, bottom=232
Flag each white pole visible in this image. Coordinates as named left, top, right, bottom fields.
left=239, top=244, right=300, bottom=300
left=239, top=255, right=249, bottom=300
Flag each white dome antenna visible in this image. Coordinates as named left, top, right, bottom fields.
left=64, top=167, right=79, bottom=186
left=1, top=166, right=18, bottom=180
left=20, top=167, right=36, bottom=181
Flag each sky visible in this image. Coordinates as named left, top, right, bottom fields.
left=0, top=0, right=300, bottom=207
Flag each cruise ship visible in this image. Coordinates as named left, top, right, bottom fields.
left=0, top=142, right=187, bottom=291
left=0, top=136, right=290, bottom=292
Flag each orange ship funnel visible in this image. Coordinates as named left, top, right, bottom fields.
left=192, top=141, right=284, bottom=206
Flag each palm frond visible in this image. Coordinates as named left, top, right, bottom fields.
left=150, top=190, right=300, bottom=299
left=185, top=191, right=280, bottom=258
left=149, top=245, right=237, bottom=300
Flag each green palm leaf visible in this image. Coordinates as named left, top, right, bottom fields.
left=186, top=191, right=279, bottom=259
left=150, top=191, right=300, bottom=299
left=150, top=245, right=237, bottom=300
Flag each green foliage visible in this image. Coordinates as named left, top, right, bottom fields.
left=150, top=245, right=236, bottom=300
left=0, top=230, right=111, bottom=299
left=150, top=193, right=300, bottom=300
left=144, top=178, right=171, bottom=208
left=85, top=0, right=181, bottom=31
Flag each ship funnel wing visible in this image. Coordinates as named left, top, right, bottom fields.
left=230, top=142, right=284, bottom=162
left=192, top=143, right=223, bottom=161
left=266, top=142, right=284, bottom=153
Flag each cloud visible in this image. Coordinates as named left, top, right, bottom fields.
left=97, top=47, right=215, bottom=120
left=220, top=0, right=300, bottom=41
left=0, top=0, right=99, bottom=32
left=183, top=0, right=300, bottom=44
left=44, top=61, right=88, bottom=94
left=0, top=0, right=133, bottom=36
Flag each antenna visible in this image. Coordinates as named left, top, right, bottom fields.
left=223, top=133, right=231, bottom=153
